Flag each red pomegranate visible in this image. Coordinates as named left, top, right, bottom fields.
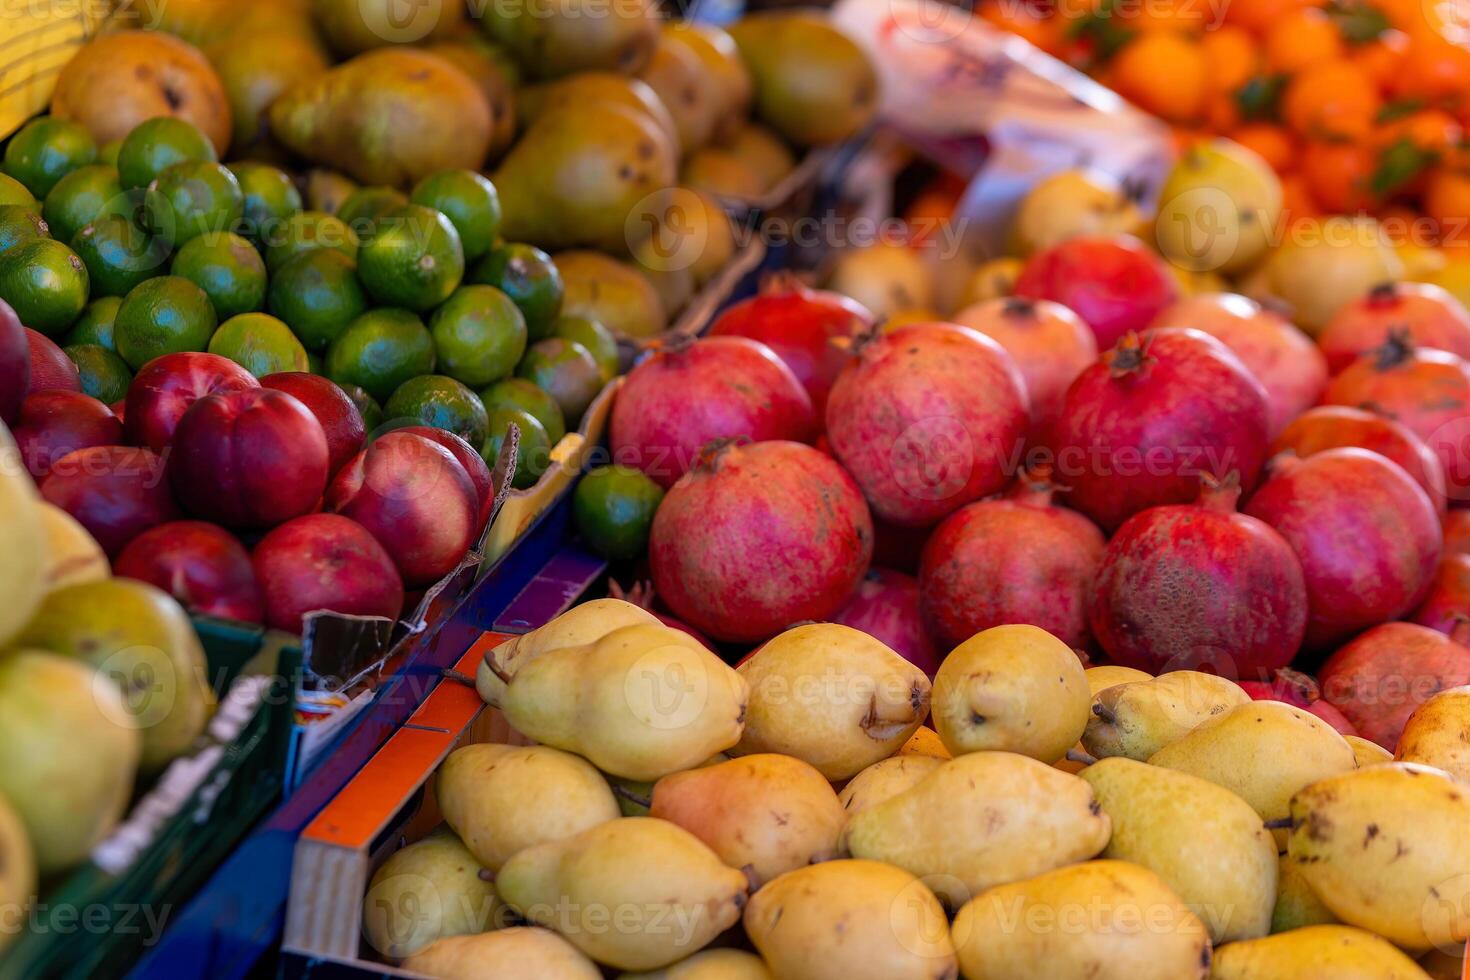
left=114, top=521, right=264, bottom=623
left=12, top=391, right=122, bottom=479
left=40, top=445, right=180, bottom=556
left=919, top=467, right=1105, bottom=652
left=1412, top=554, right=1470, bottom=635
left=123, top=352, right=258, bottom=452
left=825, top=323, right=1030, bottom=528
left=397, top=425, right=495, bottom=536
left=706, top=273, right=874, bottom=418
left=1317, top=281, right=1470, bottom=373
left=1271, top=406, right=1448, bottom=516
left=1151, top=293, right=1326, bottom=436
left=260, top=372, right=366, bottom=476
left=1445, top=510, right=1470, bottom=556
left=649, top=440, right=873, bottom=643
left=952, top=296, right=1097, bottom=431
left=24, top=329, right=80, bottom=395
left=1237, top=668, right=1357, bottom=736
left=831, top=567, right=941, bottom=675
left=1051, top=328, right=1270, bottom=532
left=1013, top=235, right=1179, bottom=349
left=1319, top=621, right=1470, bottom=748
left=252, top=513, right=406, bottom=633
left=1244, top=448, right=1441, bottom=649
left=610, top=335, right=816, bottom=489
left=0, top=300, right=28, bottom=424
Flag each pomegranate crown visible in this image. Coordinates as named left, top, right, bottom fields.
left=1370, top=327, right=1415, bottom=371
left=692, top=436, right=749, bottom=473
left=1105, top=331, right=1157, bottom=378
left=1198, top=470, right=1243, bottom=512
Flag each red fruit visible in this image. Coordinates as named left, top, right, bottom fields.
left=0, top=300, right=28, bottom=424
left=650, top=440, right=873, bottom=643
left=40, top=445, right=180, bottom=556
left=259, top=372, right=365, bottom=476
left=831, top=568, right=941, bottom=676
left=611, top=335, right=817, bottom=489
left=1319, top=621, right=1470, bottom=748
left=1412, top=554, right=1470, bottom=635
left=397, top=425, right=494, bottom=536
left=1244, top=448, right=1441, bottom=649
left=706, top=273, right=874, bottom=418
left=1052, top=329, right=1271, bottom=532
left=825, top=323, right=1030, bottom=528
left=327, top=430, right=479, bottom=587
left=1013, top=235, right=1180, bottom=349
left=953, top=297, right=1097, bottom=431
left=1151, top=293, right=1326, bottom=436
left=24, top=328, right=80, bottom=394
left=1318, top=282, right=1470, bottom=374
left=1237, top=668, right=1357, bottom=736
left=123, top=352, right=258, bottom=452
left=12, top=391, right=121, bottom=479
left=252, top=513, right=405, bottom=633
left=1271, top=406, right=1448, bottom=516
left=114, top=520, right=264, bottom=623
left=1445, top=510, right=1470, bottom=557
left=919, top=468, right=1105, bottom=653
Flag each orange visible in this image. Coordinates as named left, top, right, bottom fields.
left=1299, top=140, right=1380, bottom=212
left=1425, top=169, right=1470, bottom=247
left=1264, top=8, right=1345, bottom=74
left=1373, top=108, right=1464, bottom=153
left=1129, top=0, right=1218, bottom=34
left=1224, top=0, right=1323, bottom=37
left=1233, top=123, right=1297, bottom=171
left=1207, top=92, right=1242, bottom=131
left=1201, top=26, right=1261, bottom=95
left=1390, top=33, right=1470, bottom=107
left=1111, top=33, right=1208, bottom=123
left=1277, top=173, right=1321, bottom=234
left=1351, top=30, right=1409, bottom=89
left=1282, top=60, right=1383, bottom=140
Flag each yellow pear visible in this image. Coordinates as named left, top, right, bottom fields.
left=1083, top=671, right=1249, bottom=761
left=618, top=948, right=772, bottom=980
left=931, top=624, right=1089, bottom=763
left=958, top=257, right=1024, bottom=306
left=661, top=22, right=751, bottom=143
left=899, top=726, right=951, bottom=759
left=1272, top=853, right=1337, bottom=934
left=362, top=830, right=503, bottom=960
left=1013, top=170, right=1144, bottom=257
left=743, top=859, right=957, bottom=980
left=37, top=502, right=108, bottom=591
left=720, top=123, right=794, bottom=191
left=1396, top=687, right=1470, bottom=781
left=825, top=242, right=935, bottom=320
left=437, top=744, right=619, bottom=872
left=401, top=926, right=601, bottom=979
left=0, top=423, right=47, bottom=647
left=735, top=623, right=930, bottom=781
left=1080, top=757, right=1276, bottom=943
left=843, top=752, right=1110, bottom=906
left=950, top=860, right=1211, bottom=980
left=1349, top=735, right=1393, bottom=767
left=1264, top=217, right=1403, bottom=333
left=1057, top=665, right=1155, bottom=773
left=0, top=793, right=34, bottom=953
left=1209, top=925, right=1431, bottom=980
left=838, top=755, right=945, bottom=816
left=1154, top=140, right=1283, bottom=275
left=496, top=817, right=748, bottom=971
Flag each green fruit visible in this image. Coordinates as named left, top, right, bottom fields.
left=357, top=203, right=464, bottom=311
left=573, top=464, right=664, bottom=560
left=482, top=405, right=551, bottom=490
left=65, top=296, right=122, bottom=350
left=97, top=139, right=122, bottom=167
left=71, top=214, right=171, bottom=297
left=516, top=337, right=603, bottom=425
left=144, top=160, right=244, bottom=245
left=267, top=249, right=369, bottom=352
left=0, top=205, right=48, bottom=256
left=429, top=285, right=527, bottom=388
left=229, top=162, right=303, bottom=246
left=117, top=117, right=216, bottom=191
left=114, top=276, right=218, bottom=369
left=263, top=210, right=358, bottom=272
left=410, top=170, right=501, bottom=261
left=42, top=164, right=122, bottom=244
left=336, top=185, right=407, bottom=236
left=0, top=239, right=89, bottom=336
left=3, top=117, right=97, bottom=199
left=479, top=377, right=566, bottom=445
left=383, top=374, right=490, bottom=446
left=325, top=308, right=436, bottom=401
left=171, top=231, right=267, bottom=320
left=338, top=382, right=384, bottom=431
left=0, top=172, right=37, bottom=209
left=63, top=344, right=132, bottom=404
left=468, top=242, right=563, bottom=340
left=551, top=315, right=618, bottom=382
left=208, top=312, right=310, bottom=377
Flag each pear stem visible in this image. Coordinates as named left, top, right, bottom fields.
left=441, top=669, right=476, bottom=688
left=1066, top=748, right=1098, bottom=767
left=1091, top=702, right=1117, bottom=725
left=610, top=783, right=652, bottom=810
left=478, top=868, right=496, bottom=883
left=482, top=653, right=513, bottom=687
left=1262, top=817, right=1294, bottom=830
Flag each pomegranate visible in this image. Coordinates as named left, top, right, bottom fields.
left=397, top=425, right=495, bottom=537
left=1244, top=448, right=1441, bottom=648
left=1412, top=554, right=1470, bottom=635
left=252, top=513, right=405, bottom=633
left=1013, top=235, right=1179, bottom=349
left=114, top=521, right=264, bottom=623
left=1051, top=329, right=1270, bottom=532
left=1317, top=281, right=1470, bottom=373
left=1237, top=668, right=1357, bottom=736
left=610, top=335, right=817, bottom=489
left=259, top=372, right=365, bottom=477
left=706, top=273, right=874, bottom=418
left=1319, top=621, right=1470, bottom=748
left=1151, top=293, right=1326, bottom=436
left=124, top=352, right=258, bottom=452
left=825, top=323, right=1030, bottom=527
left=919, top=467, right=1104, bottom=653
left=649, top=440, right=873, bottom=643
left=0, top=300, right=27, bottom=424
left=12, top=391, right=122, bottom=479
left=952, top=296, right=1097, bottom=431
left=24, top=329, right=80, bottom=394
left=40, top=445, right=180, bottom=556
left=1445, top=510, right=1470, bottom=556
left=831, top=567, right=941, bottom=675
left=1271, top=406, right=1448, bottom=516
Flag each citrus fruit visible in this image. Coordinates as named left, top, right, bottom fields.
left=117, top=117, right=216, bottom=191
left=573, top=464, right=665, bottom=560
left=0, top=205, right=48, bottom=256
left=97, top=140, right=121, bottom=167
left=337, top=382, right=384, bottom=432
left=516, top=337, right=603, bottom=425
left=0, top=238, right=88, bottom=336
left=551, top=314, right=619, bottom=382
left=337, top=186, right=407, bottom=237
left=65, top=296, right=121, bottom=349
left=207, top=313, right=310, bottom=377
left=479, top=377, right=566, bottom=445
left=229, top=162, right=303, bottom=246
left=3, top=117, right=97, bottom=199
left=268, top=249, right=368, bottom=352
left=114, top=275, right=218, bottom=369
left=42, top=164, right=122, bottom=244
left=325, top=308, right=436, bottom=401
left=469, top=242, right=563, bottom=341
left=71, top=214, right=171, bottom=296
left=143, top=160, right=244, bottom=245
left=409, top=170, right=501, bottom=262
left=356, top=204, right=465, bottom=311
left=0, top=173, right=37, bottom=209
left=482, top=405, right=551, bottom=490
left=171, top=231, right=267, bottom=319
left=63, top=343, right=132, bottom=403
left=383, top=374, right=490, bottom=446
left=428, top=284, right=527, bottom=388
left=263, top=211, right=358, bottom=272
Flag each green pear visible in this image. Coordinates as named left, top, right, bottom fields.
left=1287, top=763, right=1470, bottom=950
left=618, top=948, right=772, bottom=979
left=931, top=624, right=1090, bottom=763
left=555, top=249, right=669, bottom=339
left=496, top=817, right=748, bottom=971
left=1208, top=925, right=1431, bottom=980
left=662, top=23, right=751, bottom=143
left=501, top=623, right=748, bottom=781
left=518, top=73, right=679, bottom=154
left=843, top=752, right=1110, bottom=906
left=720, top=123, right=794, bottom=192
left=362, top=830, right=504, bottom=960
left=744, top=859, right=956, bottom=979
left=312, top=0, right=466, bottom=56
left=480, top=0, right=659, bottom=80
left=951, top=860, right=1212, bottom=980
left=1349, top=735, right=1393, bottom=767
left=735, top=623, right=930, bottom=781
left=0, top=652, right=141, bottom=873
left=0, top=793, right=35, bottom=953
left=1396, top=686, right=1470, bottom=781
left=437, top=743, right=619, bottom=872
left=1272, top=853, right=1337, bottom=934
left=1083, top=671, right=1250, bottom=761
left=1080, top=757, right=1276, bottom=943
left=637, top=35, right=718, bottom=153
left=838, top=755, right=945, bottom=816
left=626, top=187, right=736, bottom=288
left=401, top=926, right=602, bottom=979
left=0, top=426, right=46, bottom=648
left=1154, top=139, right=1283, bottom=275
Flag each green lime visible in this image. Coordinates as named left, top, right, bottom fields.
left=357, top=204, right=464, bottom=311
left=551, top=315, right=618, bottom=382
left=268, top=249, right=368, bottom=352
left=573, top=464, right=665, bottom=560
left=114, top=275, right=218, bottom=369
left=171, top=231, right=267, bottom=320
left=98, top=139, right=121, bottom=167
left=325, top=308, right=436, bottom=402
left=229, top=162, right=303, bottom=246
left=0, top=205, right=48, bottom=256
left=429, top=284, right=527, bottom=388
left=144, top=160, right=243, bottom=245
left=482, top=405, right=550, bottom=490
left=338, top=382, right=383, bottom=431
left=468, top=242, right=563, bottom=341
left=71, top=213, right=171, bottom=297
left=41, top=164, right=121, bottom=243
left=383, top=374, right=490, bottom=446
left=337, top=186, right=407, bottom=237
left=117, top=117, right=216, bottom=191
left=3, top=117, right=96, bottom=199
left=63, top=343, right=132, bottom=404
left=0, top=238, right=88, bottom=336
left=516, top=337, right=602, bottom=426
left=208, top=312, right=310, bottom=377
left=263, top=211, right=357, bottom=272
left=0, top=172, right=37, bottom=209
left=409, top=170, right=500, bottom=262
left=479, top=377, right=566, bottom=445
left=65, top=296, right=121, bottom=349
